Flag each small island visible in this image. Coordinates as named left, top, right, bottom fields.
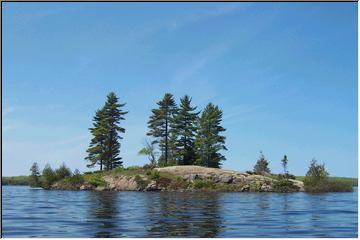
left=3, top=92, right=356, bottom=193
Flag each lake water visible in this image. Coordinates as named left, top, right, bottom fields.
left=2, top=185, right=358, bottom=237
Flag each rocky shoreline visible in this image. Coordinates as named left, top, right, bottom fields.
left=50, top=166, right=304, bottom=192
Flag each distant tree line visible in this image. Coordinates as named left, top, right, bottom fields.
left=29, top=162, right=79, bottom=188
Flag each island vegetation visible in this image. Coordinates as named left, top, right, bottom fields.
left=2, top=92, right=356, bottom=193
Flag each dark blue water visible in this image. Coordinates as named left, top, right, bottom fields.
left=2, top=186, right=358, bottom=237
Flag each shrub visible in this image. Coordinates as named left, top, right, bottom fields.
left=149, top=170, right=160, bottom=180
left=134, top=175, right=149, bottom=190
left=305, top=180, right=353, bottom=193
left=84, top=173, right=105, bottom=187
left=126, top=166, right=142, bottom=171
left=112, top=166, right=125, bottom=174
left=143, top=164, right=155, bottom=170
left=246, top=171, right=254, bottom=175
left=273, top=179, right=299, bottom=192
left=193, top=179, right=215, bottom=189
left=277, top=173, right=295, bottom=180
left=303, top=159, right=353, bottom=192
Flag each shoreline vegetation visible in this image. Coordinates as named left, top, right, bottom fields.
left=3, top=165, right=356, bottom=193
left=4, top=92, right=356, bottom=193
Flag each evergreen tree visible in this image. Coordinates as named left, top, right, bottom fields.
left=86, top=108, right=107, bottom=170
left=42, top=164, right=57, bottom=189
left=195, top=103, right=227, bottom=168
left=55, top=163, right=72, bottom=179
left=281, top=155, right=289, bottom=177
left=103, top=92, right=128, bottom=170
left=29, top=162, right=41, bottom=187
left=86, top=92, right=128, bottom=171
left=253, top=152, right=270, bottom=174
left=147, top=93, right=177, bottom=166
left=172, top=95, right=199, bottom=165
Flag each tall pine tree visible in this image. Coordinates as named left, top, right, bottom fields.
left=172, top=95, right=199, bottom=165
left=147, top=93, right=177, bottom=166
left=29, top=162, right=41, bottom=187
left=86, top=92, right=128, bottom=171
left=195, top=103, right=227, bottom=168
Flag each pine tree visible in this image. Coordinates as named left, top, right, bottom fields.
left=281, top=155, right=288, bottom=177
left=103, top=92, right=128, bottom=170
left=172, top=95, right=199, bottom=165
left=195, top=103, right=227, bottom=168
left=42, top=164, right=57, bottom=189
left=147, top=93, right=177, bottom=166
left=86, top=108, right=107, bottom=170
left=55, top=163, right=72, bottom=179
left=253, top=151, right=270, bottom=174
left=86, top=92, right=128, bottom=171
left=29, top=162, right=41, bottom=187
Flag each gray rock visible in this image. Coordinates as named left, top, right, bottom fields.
left=260, top=184, right=273, bottom=192
left=145, top=181, right=159, bottom=191
left=95, top=186, right=106, bottom=191
left=216, top=174, right=234, bottom=184
left=241, top=185, right=250, bottom=192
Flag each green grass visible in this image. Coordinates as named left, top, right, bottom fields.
left=296, top=176, right=358, bottom=186
left=83, top=172, right=106, bottom=187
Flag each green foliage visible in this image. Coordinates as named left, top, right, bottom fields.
left=195, top=103, right=227, bottom=168
left=273, top=179, right=299, bottom=192
left=126, top=166, right=142, bottom=171
left=148, top=169, right=160, bottom=180
left=253, top=152, right=270, bottom=174
left=56, top=174, right=85, bottom=190
left=249, top=181, right=262, bottom=191
left=29, top=162, right=41, bottom=187
left=147, top=93, right=178, bottom=166
left=55, top=163, right=72, bottom=180
left=303, top=159, right=329, bottom=188
left=138, top=140, right=159, bottom=166
left=86, top=92, right=128, bottom=171
left=303, top=159, right=352, bottom=192
left=42, top=164, right=58, bottom=189
left=134, top=175, right=149, bottom=190
left=111, top=166, right=125, bottom=174
left=281, top=155, right=288, bottom=177
left=193, top=179, right=215, bottom=189
left=172, top=95, right=199, bottom=165
left=83, top=172, right=105, bottom=187
left=2, top=176, right=30, bottom=185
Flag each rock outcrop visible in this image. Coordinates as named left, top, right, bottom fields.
left=51, top=165, right=304, bottom=192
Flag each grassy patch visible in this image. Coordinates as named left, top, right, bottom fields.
left=304, top=180, right=353, bottom=193
left=296, top=176, right=358, bottom=187
left=83, top=172, right=106, bottom=187
left=193, top=179, right=215, bottom=189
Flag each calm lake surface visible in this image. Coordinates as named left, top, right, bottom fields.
left=2, top=185, right=358, bottom=238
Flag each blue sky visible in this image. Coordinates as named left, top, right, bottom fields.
left=2, top=2, right=358, bottom=177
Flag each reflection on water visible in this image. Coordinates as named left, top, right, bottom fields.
left=2, top=186, right=358, bottom=237
left=145, top=193, right=222, bottom=237
left=88, top=191, right=118, bottom=237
